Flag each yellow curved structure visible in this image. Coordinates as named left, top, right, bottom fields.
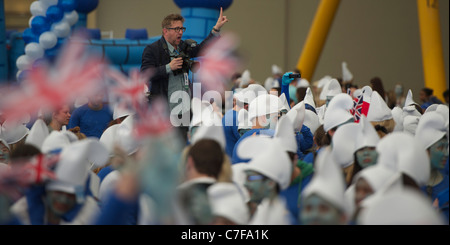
left=417, top=0, right=447, bottom=101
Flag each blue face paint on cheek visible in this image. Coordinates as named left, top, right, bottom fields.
left=300, top=195, right=342, bottom=225
left=356, top=148, right=378, bottom=169
left=429, top=138, right=449, bottom=170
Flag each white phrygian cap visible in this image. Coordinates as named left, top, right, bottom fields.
left=323, top=93, right=354, bottom=132
left=191, top=115, right=226, bottom=151
left=115, top=115, right=140, bottom=155
left=244, top=138, right=293, bottom=190
left=238, top=70, right=251, bottom=88
left=274, top=115, right=298, bottom=153
left=46, top=139, right=110, bottom=196
left=302, top=147, right=347, bottom=213
left=24, top=119, right=49, bottom=150
left=355, top=116, right=380, bottom=151
left=331, top=122, right=359, bottom=168
left=304, top=109, right=320, bottom=135
left=99, top=124, right=120, bottom=156
left=342, top=61, right=353, bottom=82
left=391, top=107, right=404, bottom=132
left=285, top=101, right=305, bottom=132
left=376, top=132, right=430, bottom=186
left=367, top=91, right=393, bottom=122
left=248, top=94, right=282, bottom=121
left=415, top=111, right=447, bottom=150
left=113, top=104, right=135, bottom=120
left=296, top=79, right=310, bottom=88
left=304, top=87, right=316, bottom=108
left=41, top=130, right=78, bottom=154
left=207, top=182, right=250, bottom=225
left=272, top=64, right=282, bottom=75
left=318, top=76, right=332, bottom=101
left=0, top=119, right=29, bottom=145
left=279, top=93, right=291, bottom=112
left=352, top=163, right=396, bottom=193
left=357, top=187, right=446, bottom=225
left=404, top=89, right=418, bottom=107
left=237, top=109, right=252, bottom=130
left=325, top=79, right=342, bottom=98
left=402, top=115, right=420, bottom=136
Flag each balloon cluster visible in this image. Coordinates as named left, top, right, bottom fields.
left=16, top=0, right=79, bottom=81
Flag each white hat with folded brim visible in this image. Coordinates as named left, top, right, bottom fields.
left=191, top=115, right=226, bottom=151
left=304, top=87, right=316, bottom=108
left=391, top=107, right=404, bottom=132
left=113, top=104, right=135, bottom=120
left=331, top=122, right=359, bottom=168
left=296, top=79, right=310, bottom=88
left=248, top=94, right=282, bottom=121
left=238, top=70, right=251, bottom=88
left=302, top=147, right=347, bottom=213
left=99, top=124, right=120, bottom=156
left=237, top=109, right=252, bottom=130
left=272, top=65, right=282, bottom=75
left=402, top=115, right=420, bottom=136
left=231, top=163, right=250, bottom=202
left=41, top=130, right=78, bottom=154
left=285, top=100, right=305, bottom=132
left=355, top=116, right=380, bottom=151
left=415, top=111, right=447, bottom=150
left=323, top=93, right=354, bottom=132
left=367, top=91, right=393, bottom=122
left=275, top=115, right=298, bottom=153
left=404, top=89, right=418, bottom=107
left=0, top=119, right=29, bottom=145
left=24, top=119, right=49, bottom=150
left=342, top=62, right=353, bottom=82
left=325, top=79, right=342, bottom=98
left=207, top=182, right=250, bottom=225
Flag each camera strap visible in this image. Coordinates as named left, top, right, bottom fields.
left=183, top=72, right=189, bottom=87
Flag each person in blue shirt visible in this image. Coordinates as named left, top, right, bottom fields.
left=222, top=94, right=247, bottom=158
left=68, top=92, right=113, bottom=139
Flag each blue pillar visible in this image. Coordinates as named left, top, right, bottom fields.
left=74, top=0, right=99, bottom=29
left=173, top=0, right=233, bottom=43
left=0, top=0, right=7, bottom=83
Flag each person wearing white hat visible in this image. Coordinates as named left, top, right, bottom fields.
left=24, top=119, right=49, bottom=152
left=348, top=116, right=381, bottom=185
left=231, top=93, right=281, bottom=164
left=264, top=64, right=283, bottom=92
left=243, top=142, right=294, bottom=225
left=0, top=119, right=30, bottom=153
left=237, top=69, right=253, bottom=89
left=415, top=112, right=449, bottom=212
left=403, top=89, right=423, bottom=115
left=10, top=139, right=109, bottom=225
left=222, top=90, right=247, bottom=158
left=300, top=147, right=348, bottom=225
left=207, top=182, right=250, bottom=225
left=323, top=93, right=354, bottom=139
left=237, top=109, right=252, bottom=137
left=367, top=91, right=395, bottom=138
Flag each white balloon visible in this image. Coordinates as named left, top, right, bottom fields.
left=25, top=43, right=44, bottom=60
left=63, top=10, right=79, bottom=26
left=16, top=55, right=33, bottom=70
left=51, top=20, right=71, bottom=38
left=39, top=31, right=58, bottom=49
left=40, top=0, right=58, bottom=8
left=30, top=1, right=48, bottom=17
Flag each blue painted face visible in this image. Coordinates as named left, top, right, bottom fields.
left=356, top=147, right=378, bottom=169
left=46, top=190, right=77, bottom=216
left=244, top=170, right=273, bottom=204
left=429, top=137, right=449, bottom=170
left=300, top=194, right=344, bottom=225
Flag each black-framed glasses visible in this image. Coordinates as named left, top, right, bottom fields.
left=166, top=27, right=186, bottom=33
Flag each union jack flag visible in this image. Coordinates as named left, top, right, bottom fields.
left=0, top=154, right=59, bottom=200
left=350, top=94, right=364, bottom=123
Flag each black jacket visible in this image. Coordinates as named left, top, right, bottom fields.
left=140, top=32, right=217, bottom=100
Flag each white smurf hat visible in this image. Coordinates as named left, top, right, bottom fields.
left=355, top=116, right=380, bottom=151
left=0, top=119, right=29, bottom=145
left=248, top=94, right=282, bottom=121
left=231, top=163, right=250, bottom=203
left=285, top=101, right=305, bottom=132
left=318, top=76, right=332, bottom=101
left=376, top=132, right=430, bottom=186
left=342, top=61, right=353, bottom=82
left=115, top=115, right=140, bottom=155
left=302, top=147, right=347, bottom=213
left=404, top=89, right=418, bottom=107
left=325, top=79, right=342, bottom=98
left=207, top=182, right=250, bottom=225
left=98, top=170, right=121, bottom=202
left=246, top=84, right=268, bottom=99
left=113, top=104, right=135, bottom=121
left=272, top=64, right=282, bottom=75
left=41, top=130, right=78, bottom=154
left=304, top=87, right=316, bottom=108
left=238, top=70, right=251, bottom=88
left=245, top=141, right=292, bottom=190
left=190, top=97, right=215, bottom=130
left=323, top=93, right=354, bottom=132
left=391, top=107, right=404, bottom=132
left=352, top=163, right=396, bottom=193
left=46, top=139, right=109, bottom=202
left=279, top=93, right=291, bottom=112
left=331, top=122, right=359, bottom=168
left=402, top=115, right=420, bottom=136
left=367, top=91, right=393, bottom=122
left=236, top=135, right=273, bottom=162
left=274, top=115, right=298, bottom=153
left=415, top=111, right=447, bottom=150
left=304, top=109, right=320, bottom=135
left=25, top=119, right=49, bottom=150
left=296, top=79, right=310, bottom=88
left=99, top=124, right=120, bottom=156
left=357, top=187, right=445, bottom=225
left=191, top=116, right=226, bottom=151
left=237, top=109, right=252, bottom=131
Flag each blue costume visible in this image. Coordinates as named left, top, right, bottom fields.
left=68, top=104, right=113, bottom=139
left=231, top=128, right=275, bottom=164
left=421, top=174, right=449, bottom=208
left=222, top=109, right=241, bottom=158
left=95, top=191, right=139, bottom=225
left=97, top=165, right=114, bottom=183
left=436, top=188, right=449, bottom=223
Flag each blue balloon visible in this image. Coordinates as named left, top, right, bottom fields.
left=58, top=0, right=76, bottom=12
left=46, top=5, right=64, bottom=22
left=22, top=28, right=39, bottom=44
left=31, top=16, right=51, bottom=35
left=76, top=0, right=99, bottom=14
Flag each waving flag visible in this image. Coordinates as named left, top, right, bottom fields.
left=350, top=86, right=371, bottom=123
left=133, top=97, right=173, bottom=138
left=0, top=34, right=107, bottom=121
left=197, top=32, right=242, bottom=95
left=0, top=154, right=59, bottom=200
